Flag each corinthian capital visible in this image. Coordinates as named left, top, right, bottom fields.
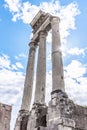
left=50, top=16, right=60, bottom=23
left=29, top=40, right=37, bottom=49
left=39, top=30, right=48, bottom=39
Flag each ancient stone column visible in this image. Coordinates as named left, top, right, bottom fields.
left=21, top=40, right=36, bottom=111
left=51, top=17, right=65, bottom=92
left=34, top=30, right=47, bottom=104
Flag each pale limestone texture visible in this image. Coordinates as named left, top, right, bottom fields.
left=34, top=31, right=47, bottom=104
left=27, top=103, right=47, bottom=130
left=21, top=41, right=36, bottom=111
left=14, top=110, right=29, bottom=130
left=51, top=17, right=65, bottom=92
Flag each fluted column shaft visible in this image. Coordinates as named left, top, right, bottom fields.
left=21, top=41, right=36, bottom=111
left=34, top=31, right=47, bottom=104
left=51, top=17, right=65, bottom=92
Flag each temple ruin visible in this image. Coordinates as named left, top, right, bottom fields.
left=14, top=10, right=87, bottom=130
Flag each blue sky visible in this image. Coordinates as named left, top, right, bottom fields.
left=0, top=0, right=87, bottom=130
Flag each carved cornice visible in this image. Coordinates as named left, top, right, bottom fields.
left=30, top=10, right=46, bottom=27
left=31, top=16, right=51, bottom=43
left=30, top=10, right=60, bottom=44
left=32, top=14, right=51, bottom=34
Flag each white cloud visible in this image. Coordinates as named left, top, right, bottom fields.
left=46, top=71, right=52, bottom=104
left=15, top=53, right=27, bottom=60
left=4, top=0, right=21, bottom=12
left=59, top=2, right=80, bottom=44
left=60, top=46, right=87, bottom=57
left=11, top=62, right=23, bottom=70
left=15, top=62, right=23, bottom=69
left=4, top=0, right=80, bottom=44
left=0, top=53, right=25, bottom=105
left=67, top=47, right=86, bottom=56
left=64, top=60, right=87, bottom=105
left=47, top=31, right=52, bottom=43
left=0, top=53, right=26, bottom=130
left=45, top=59, right=87, bottom=106
left=0, top=53, right=24, bottom=71
left=20, top=2, right=39, bottom=24
left=64, top=60, right=87, bottom=78
left=0, top=54, right=11, bottom=69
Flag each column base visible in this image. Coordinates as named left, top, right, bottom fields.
left=27, top=103, right=47, bottom=130
left=47, top=89, right=75, bottom=130
left=14, top=109, right=29, bottom=130
left=14, top=90, right=87, bottom=130
left=46, top=118, right=75, bottom=130
left=47, top=89, right=87, bottom=130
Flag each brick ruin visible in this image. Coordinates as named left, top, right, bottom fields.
left=0, top=102, right=12, bottom=130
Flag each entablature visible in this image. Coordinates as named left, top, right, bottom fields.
left=30, top=10, right=52, bottom=43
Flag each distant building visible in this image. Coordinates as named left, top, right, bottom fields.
left=0, top=102, right=12, bottom=130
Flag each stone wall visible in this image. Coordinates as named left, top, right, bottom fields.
left=17, top=91, right=87, bottom=130
left=47, top=90, right=87, bottom=130
left=0, top=102, right=12, bottom=130
left=72, top=105, right=87, bottom=130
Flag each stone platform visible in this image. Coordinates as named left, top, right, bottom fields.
left=47, top=90, right=87, bottom=130
left=15, top=90, right=87, bottom=130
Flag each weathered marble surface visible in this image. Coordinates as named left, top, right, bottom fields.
left=34, top=31, right=47, bottom=104
left=51, top=17, right=65, bottom=92
left=21, top=41, right=36, bottom=111
left=47, top=90, right=87, bottom=130
left=15, top=90, right=87, bottom=130
left=27, top=103, right=47, bottom=130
